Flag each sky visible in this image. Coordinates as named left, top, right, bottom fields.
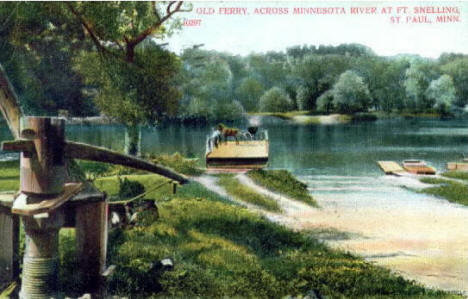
left=164, top=1, right=468, bottom=58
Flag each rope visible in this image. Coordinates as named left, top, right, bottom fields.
left=109, top=180, right=174, bottom=205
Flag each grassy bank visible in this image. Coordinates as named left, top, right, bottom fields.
left=250, top=110, right=448, bottom=125
left=247, top=169, right=317, bottom=207
left=420, top=174, right=468, bottom=206
left=99, top=174, right=455, bottom=298
left=103, top=196, right=454, bottom=298
left=0, top=161, right=460, bottom=297
left=217, top=174, right=281, bottom=212
left=250, top=111, right=310, bottom=120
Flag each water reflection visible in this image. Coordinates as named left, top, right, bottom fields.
left=0, top=118, right=466, bottom=175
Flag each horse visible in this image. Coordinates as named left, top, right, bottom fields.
left=217, top=123, right=240, bottom=144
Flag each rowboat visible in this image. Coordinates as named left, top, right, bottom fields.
left=402, top=160, right=436, bottom=175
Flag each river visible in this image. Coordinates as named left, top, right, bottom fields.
left=1, top=117, right=468, bottom=293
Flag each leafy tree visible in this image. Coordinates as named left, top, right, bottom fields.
left=292, top=54, right=352, bottom=110
left=316, top=90, right=334, bottom=113
left=403, top=59, right=439, bottom=111
left=214, top=100, right=245, bottom=121
left=426, top=75, right=457, bottom=115
left=66, top=2, right=190, bottom=154
left=440, top=57, right=468, bottom=107
left=331, top=70, right=371, bottom=113
left=247, top=54, right=287, bottom=89
left=259, top=87, right=292, bottom=112
left=0, top=2, right=96, bottom=116
left=236, top=78, right=264, bottom=112
left=295, top=85, right=313, bottom=111
left=185, top=97, right=214, bottom=121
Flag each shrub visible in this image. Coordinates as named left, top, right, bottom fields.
left=259, top=87, right=293, bottom=112
left=332, top=70, right=371, bottom=113
left=118, top=177, right=146, bottom=199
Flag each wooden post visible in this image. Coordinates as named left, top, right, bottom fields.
left=20, top=117, right=66, bottom=196
left=17, top=117, right=66, bottom=299
left=75, top=200, right=108, bottom=292
left=20, top=212, right=64, bottom=299
left=0, top=204, right=19, bottom=284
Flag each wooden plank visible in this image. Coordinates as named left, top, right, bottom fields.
left=65, top=141, right=188, bottom=184
left=447, top=162, right=468, bottom=171
left=1, top=139, right=35, bottom=154
left=404, top=165, right=436, bottom=175
left=377, top=161, right=405, bottom=174
left=403, top=161, right=436, bottom=175
left=0, top=209, right=19, bottom=283
left=75, top=200, right=108, bottom=292
left=12, top=183, right=83, bottom=216
left=206, top=140, right=268, bottom=159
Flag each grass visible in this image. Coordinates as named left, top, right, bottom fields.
left=441, top=171, right=468, bottom=181
left=0, top=160, right=19, bottom=191
left=420, top=176, right=468, bottom=206
left=95, top=173, right=232, bottom=205
left=147, top=152, right=203, bottom=176
left=0, top=160, right=461, bottom=297
left=100, top=193, right=455, bottom=298
left=247, top=169, right=317, bottom=207
left=77, top=152, right=202, bottom=180
left=217, top=174, right=281, bottom=212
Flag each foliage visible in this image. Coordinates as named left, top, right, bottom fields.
left=118, top=177, right=146, bottom=200
left=180, top=50, right=244, bottom=122
left=426, top=75, right=457, bottom=115
left=236, top=77, right=264, bottom=112
left=316, top=90, right=334, bottom=113
left=331, top=70, right=371, bottom=113
left=213, top=100, right=245, bottom=122
left=74, top=45, right=181, bottom=126
left=247, top=169, right=316, bottom=206
left=217, top=174, right=281, bottom=212
left=0, top=2, right=96, bottom=116
left=296, top=85, right=313, bottom=111
left=76, top=161, right=111, bottom=181
left=440, top=57, right=468, bottom=107
left=259, top=87, right=293, bottom=112
left=404, top=59, right=439, bottom=111
left=148, top=152, right=203, bottom=176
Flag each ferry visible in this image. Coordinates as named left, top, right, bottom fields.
left=205, top=126, right=269, bottom=171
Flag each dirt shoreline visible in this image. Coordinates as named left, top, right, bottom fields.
left=195, top=173, right=468, bottom=295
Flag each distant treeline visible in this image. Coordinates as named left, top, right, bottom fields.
left=178, top=44, right=468, bottom=121
left=1, top=21, right=467, bottom=121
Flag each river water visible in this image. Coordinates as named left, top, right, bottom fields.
left=1, top=117, right=468, bottom=292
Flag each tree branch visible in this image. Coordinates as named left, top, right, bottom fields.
left=127, top=1, right=185, bottom=48
left=65, top=3, right=115, bottom=57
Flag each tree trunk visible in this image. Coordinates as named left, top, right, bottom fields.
left=124, top=124, right=141, bottom=156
